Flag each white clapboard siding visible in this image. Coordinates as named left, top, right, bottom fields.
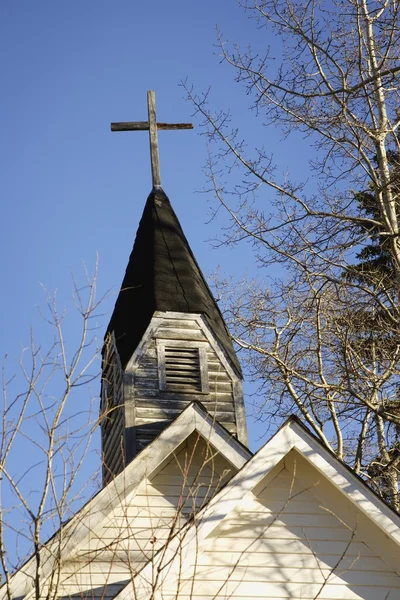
left=195, top=551, right=395, bottom=572
left=159, top=466, right=400, bottom=599
left=157, top=581, right=400, bottom=600
left=58, top=434, right=236, bottom=598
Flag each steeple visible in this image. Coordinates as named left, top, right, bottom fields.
left=107, top=187, right=242, bottom=376
left=101, top=93, right=247, bottom=485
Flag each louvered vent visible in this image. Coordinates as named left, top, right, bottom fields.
left=158, top=343, right=209, bottom=393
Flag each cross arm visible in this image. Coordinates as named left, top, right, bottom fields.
left=111, top=122, right=193, bottom=132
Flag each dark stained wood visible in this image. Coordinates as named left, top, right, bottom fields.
left=111, top=122, right=193, bottom=132
left=135, top=393, right=235, bottom=406
left=111, top=90, right=193, bottom=188
left=133, top=397, right=236, bottom=410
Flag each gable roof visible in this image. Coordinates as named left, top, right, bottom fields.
left=1, top=402, right=251, bottom=600
left=7, top=411, right=400, bottom=600
left=105, top=187, right=241, bottom=375
left=115, top=416, right=400, bottom=600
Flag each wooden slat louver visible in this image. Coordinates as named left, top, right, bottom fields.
left=165, top=347, right=201, bottom=392
left=156, top=342, right=209, bottom=394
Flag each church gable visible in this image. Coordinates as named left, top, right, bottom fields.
left=2, top=404, right=250, bottom=600
left=53, top=432, right=239, bottom=600
left=170, top=458, right=400, bottom=599
left=57, top=434, right=234, bottom=599
left=118, top=418, right=400, bottom=600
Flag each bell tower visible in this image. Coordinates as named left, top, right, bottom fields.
left=101, top=92, right=247, bottom=485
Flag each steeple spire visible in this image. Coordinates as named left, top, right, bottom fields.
left=106, top=187, right=242, bottom=376
left=101, top=94, right=247, bottom=485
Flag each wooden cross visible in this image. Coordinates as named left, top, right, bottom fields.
left=111, top=90, right=193, bottom=188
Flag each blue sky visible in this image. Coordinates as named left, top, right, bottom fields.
left=0, top=0, right=311, bottom=485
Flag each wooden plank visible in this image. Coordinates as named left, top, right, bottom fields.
left=135, top=407, right=183, bottom=419
left=156, top=339, right=166, bottom=390
left=199, top=346, right=209, bottom=393
left=147, top=90, right=161, bottom=187
left=158, top=318, right=200, bottom=329
left=233, top=376, right=248, bottom=447
left=196, top=551, right=394, bottom=572
left=204, top=537, right=377, bottom=556
left=134, top=397, right=235, bottom=409
left=135, top=418, right=170, bottom=428
left=166, top=374, right=201, bottom=383
left=219, top=422, right=237, bottom=433
left=142, top=484, right=219, bottom=498
left=155, top=329, right=207, bottom=341
left=135, top=351, right=157, bottom=362
left=206, top=381, right=233, bottom=391
left=134, top=378, right=159, bottom=390
left=239, top=501, right=336, bottom=515
left=162, top=581, right=400, bottom=599
left=75, top=549, right=150, bottom=564
left=133, top=407, right=236, bottom=422
left=102, top=417, right=124, bottom=455
left=105, top=447, right=123, bottom=479
left=101, top=515, right=181, bottom=531
left=211, top=525, right=354, bottom=542
left=203, top=411, right=236, bottom=422
left=110, top=122, right=193, bottom=132
left=208, top=370, right=231, bottom=380
left=97, top=527, right=173, bottom=543
left=134, top=387, right=233, bottom=399
left=176, top=565, right=400, bottom=587
left=150, top=474, right=224, bottom=486
left=216, top=514, right=349, bottom=533
left=133, top=367, right=158, bottom=378
left=61, top=561, right=142, bottom=575
left=103, top=440, right=123, bottom=473
left=159, top=315, right=200, bottom=324
left=111, top=503, right=181, bottom=518
left=121, top=494, right=186, bottom=510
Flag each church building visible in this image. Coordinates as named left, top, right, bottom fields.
left=2, top=92, right=400, bottom=600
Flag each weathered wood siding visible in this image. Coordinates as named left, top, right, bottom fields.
left=159, top=464, right=400, bottom=599
left=56, top=435, right=236, bottom=600
left=101, top=334, right=124, bottom=485
left=124, top=314, right=240, bottom=458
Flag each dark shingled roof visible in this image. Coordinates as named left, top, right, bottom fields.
left=106, top=187, right=242, bottom=376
